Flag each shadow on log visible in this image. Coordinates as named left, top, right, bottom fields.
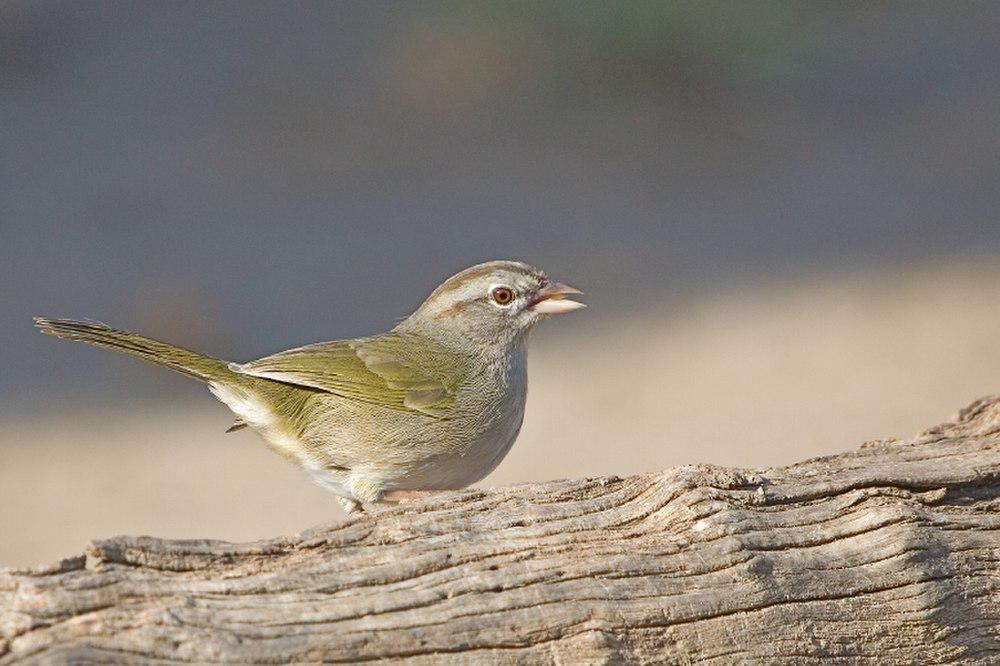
left=4, top=397, right=1000, bottom=663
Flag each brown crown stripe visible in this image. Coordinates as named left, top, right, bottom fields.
left=423, top=261, right=544, bottom=304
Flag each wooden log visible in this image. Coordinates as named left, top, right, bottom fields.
left=3, top=396, right=1000, bottom=664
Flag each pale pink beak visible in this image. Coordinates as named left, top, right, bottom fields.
left=528, top=282, right=585, bottom=314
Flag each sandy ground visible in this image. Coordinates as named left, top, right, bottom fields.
left=3, top=256, right=1000, bottom=568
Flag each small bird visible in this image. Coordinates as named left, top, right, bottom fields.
left=35, top=260, right=584, bottom=513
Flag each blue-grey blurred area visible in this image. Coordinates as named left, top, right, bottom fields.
left=4, top=1, right=999, bottom=403
left=5, top=2, right=1000, bottom=567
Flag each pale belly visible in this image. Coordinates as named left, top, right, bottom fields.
left=297, top=410, right=523, bottom=502
left=394, top=401, right=525, bottom=490
left=294, top=389, right=527, bottom=501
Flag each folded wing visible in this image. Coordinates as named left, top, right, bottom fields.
left=230, top=333, right=467, bottom=418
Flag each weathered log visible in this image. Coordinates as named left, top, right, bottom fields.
left=3, top=396, right=1000, bottom=664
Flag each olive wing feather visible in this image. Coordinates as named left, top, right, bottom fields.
left=230, top=334, right=467, bottom=417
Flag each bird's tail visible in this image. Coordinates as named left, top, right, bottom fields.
left=34, top=317, right=236, bottom=384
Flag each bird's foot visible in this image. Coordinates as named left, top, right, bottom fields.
left=382, top=489, right=445, bottom=504
left=337, top=496, right=363, bottom=513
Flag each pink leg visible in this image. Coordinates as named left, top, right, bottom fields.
left=382, top=489, right=447, bottom=503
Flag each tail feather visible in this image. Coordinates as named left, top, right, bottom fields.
left=34, top=317, right=234, bottom=383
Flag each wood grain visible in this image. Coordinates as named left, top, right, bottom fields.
left=3, top=396, right=1000, bottom=664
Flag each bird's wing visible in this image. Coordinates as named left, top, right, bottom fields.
left=230, top=334, right=467, bottom=417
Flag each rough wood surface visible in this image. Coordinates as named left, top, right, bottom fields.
left=4, top=397, right=1000, bottom=664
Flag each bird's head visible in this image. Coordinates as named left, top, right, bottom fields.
left=401, top=260, right=584, bottom=349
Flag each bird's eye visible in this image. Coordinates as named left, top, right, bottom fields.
left=491, top=286, right=515, bottom=306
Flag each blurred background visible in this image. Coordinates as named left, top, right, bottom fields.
left=3, top=1, right=1000, bottom=567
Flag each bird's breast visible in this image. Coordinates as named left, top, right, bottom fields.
left=416, top=345, right=529, bottom=488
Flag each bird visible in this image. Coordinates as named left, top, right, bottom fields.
left=34, top=260, right=584, bottom=513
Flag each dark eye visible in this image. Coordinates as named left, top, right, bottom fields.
left=491, top=286, right=515, bottom=305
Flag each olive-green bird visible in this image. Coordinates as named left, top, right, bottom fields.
left=35, top=260, right=584, bottom=512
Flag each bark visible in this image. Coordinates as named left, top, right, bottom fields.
left=4, top=396, right=1000, bottom=664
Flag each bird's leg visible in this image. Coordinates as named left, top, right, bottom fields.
left=337, top=496, right=362, bottom=514
left=344, top=477, right=445, bottom=508
left=345, top=476, right=387, bottom=512
left=381, top=490, right=446, bottom=503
